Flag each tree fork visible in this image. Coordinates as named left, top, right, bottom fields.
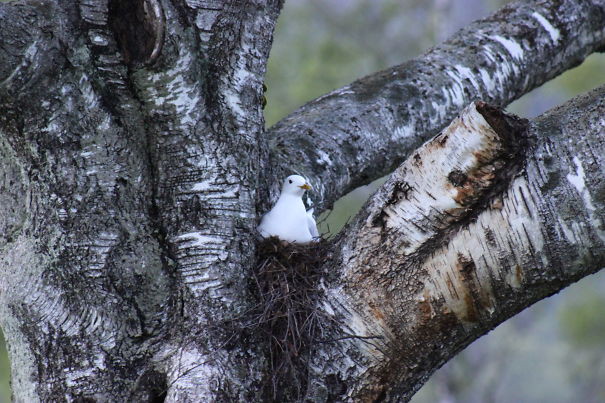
left=267, top=0, right=605, bottom=210
left=1, top=0, right=604, bottom=401
left=309, top=88, right=605, bottom=401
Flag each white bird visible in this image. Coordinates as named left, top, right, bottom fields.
left=258, top=175, right=319, bottom=243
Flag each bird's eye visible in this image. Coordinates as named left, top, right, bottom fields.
left=289, top=179, right=293, bottom=184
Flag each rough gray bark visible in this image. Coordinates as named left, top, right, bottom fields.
left=0, top=0, right=283, bottom=401
left=308, top=91, right=605, bottom=400
left=267, top=0, right=605, bottom=210
left=0, top=0, right=604, bottom=402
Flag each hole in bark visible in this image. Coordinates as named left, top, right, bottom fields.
left=132, top=369, right=168, bottom=403
left=108, top=0, right=165, bottom=66
left=447, top=170, right=468, bottom=187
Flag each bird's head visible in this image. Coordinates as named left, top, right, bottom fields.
left=282, top=175, right=311, bottom=197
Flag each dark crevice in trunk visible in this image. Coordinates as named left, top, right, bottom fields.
left=108, top=0, right=165, bottom=67
left=131, top=369, right=168, bottom=403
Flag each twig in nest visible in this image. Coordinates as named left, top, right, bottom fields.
left=249, top=236, right=330, bottom=401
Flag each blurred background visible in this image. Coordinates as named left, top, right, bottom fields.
left=1, top=0, right=604, bottom=401
left=265, top=0, right=605, bottom=402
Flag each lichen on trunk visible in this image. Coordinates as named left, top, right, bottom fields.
left=0, top=0, right=604, bottom=401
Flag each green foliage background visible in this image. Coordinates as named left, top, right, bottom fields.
left=0, top=333, right=7, bottom=403
left=1, top=0, right=604, bottom=401
left=264, top=1, right=605, bottom=401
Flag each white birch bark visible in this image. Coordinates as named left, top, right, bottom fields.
left=0, top=0, right=604, bottom=401
left=267, top=0, right=605, bottom=210
left=308, top=91, right=605, bottom=400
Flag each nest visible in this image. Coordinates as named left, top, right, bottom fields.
left=249, top=236, right=330, bottom=401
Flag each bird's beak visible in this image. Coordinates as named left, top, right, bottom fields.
left=299, top=183, right=312, bottom=190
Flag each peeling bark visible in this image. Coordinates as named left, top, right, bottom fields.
left=310, top=88, right=605, bottom=401
left=0, top=0, right=604, bottom=402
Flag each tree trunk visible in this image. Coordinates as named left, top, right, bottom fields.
left=0, top=0, right=603, bottom=401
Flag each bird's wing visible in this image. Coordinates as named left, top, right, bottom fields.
left=306, top=208, right=320, bottom=239
left=257, top=219, right=270, bottom=238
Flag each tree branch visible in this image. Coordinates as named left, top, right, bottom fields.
left=310, top=85, right=605, bottom=401
left=2, top=0, right=603, bottom=400
left=266, top=0, right=605, bottom=211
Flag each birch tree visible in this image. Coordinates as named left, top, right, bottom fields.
left=0, top=0, right=604, bottom=401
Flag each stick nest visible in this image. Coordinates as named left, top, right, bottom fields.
left=249, top=236, right=330, bottom=401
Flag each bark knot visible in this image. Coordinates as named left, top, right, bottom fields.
left=453, top=253, right=494, bottom=323
left=108, top=0, right=165, bottom=66
left=447, top=170, right=468, bottom=187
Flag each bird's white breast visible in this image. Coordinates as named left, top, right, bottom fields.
left=258, top=195, right=314, bottom=243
